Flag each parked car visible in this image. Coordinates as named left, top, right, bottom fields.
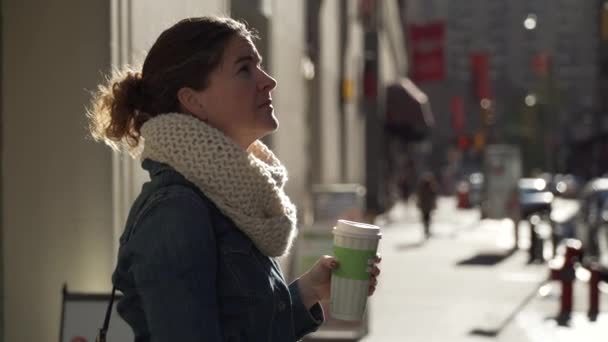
left=575, top=178, right=608, bottom=269
left=517, top=178, right=554, bottom=219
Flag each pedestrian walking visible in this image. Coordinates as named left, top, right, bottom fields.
left=416, top=173, right=439, bottom=239
left=87, top=16, right=381, bottom=341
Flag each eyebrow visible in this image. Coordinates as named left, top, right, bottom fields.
left=234, top=53, right=262, bottom=66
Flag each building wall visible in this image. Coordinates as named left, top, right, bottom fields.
left=344, top=1, right=366, bottom=185
left=271, top=0, right=309, bottom=210
left=319, top=0, right=341, bottom=184
left=2, top=1, right=112, bottom=341
left=130, top=0, right=228, bottom=66
left=406, top=0, right=599, bottom=174
left=2, top=1, right=227, bottom=341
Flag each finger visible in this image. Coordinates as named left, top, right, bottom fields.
left=370, top=266, right=381, bottom=277
left=368, top=286, right=376, bottom=296
left=369, top=276, right=378, bottom=287
left=321, top=255, right=339, bottom=269
left=374, top=254, right=382, bottom=263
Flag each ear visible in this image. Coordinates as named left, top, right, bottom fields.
left=177, top=87, right=207, bottom=119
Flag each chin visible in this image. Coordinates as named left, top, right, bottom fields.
left=261, top=110, right=279, bottom=130
left=261, top=119, right=279, bottom=136
left=253, top=108, right=279, bottom=137
left=268, top=115, right=279, bottom=131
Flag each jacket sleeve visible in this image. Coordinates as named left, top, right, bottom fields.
left=289, top=280, right=324, bottom=339
left=127, top=190, right=222, bottom=342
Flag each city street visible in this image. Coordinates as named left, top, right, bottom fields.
left=360, top=197, right=607, bottom=342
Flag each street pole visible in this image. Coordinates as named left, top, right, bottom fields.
left=338, top=0, right=348, bottom=182
left=362, top=0, right=388, bottom=214
left=363, top=0, right=382, bottom=213
left=305, top=0, right=323, bottom=187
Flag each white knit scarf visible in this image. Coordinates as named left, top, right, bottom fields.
left=140, top=113, right=297, bottom=257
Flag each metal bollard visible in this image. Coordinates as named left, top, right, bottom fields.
left=588, top=262, right=601, bottom=322
left=555, top=239, right=582, bottom=325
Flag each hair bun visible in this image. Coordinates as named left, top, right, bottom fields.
left=114, top=71, right=144, bottom=112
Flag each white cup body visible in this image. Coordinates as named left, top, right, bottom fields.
left=330, top=220, right=381, bottom=321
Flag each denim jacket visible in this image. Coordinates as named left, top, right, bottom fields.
left=112, top=159, right=324, bottom=341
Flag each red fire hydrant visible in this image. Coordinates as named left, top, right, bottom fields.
left=588, top=262, right=602, bottom=322
left=548, top=239, right=582, bottom=325
left=456, top=182, right=470, bottom=209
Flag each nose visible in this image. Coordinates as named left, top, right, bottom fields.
left=259, top=69, right=277, bottom=92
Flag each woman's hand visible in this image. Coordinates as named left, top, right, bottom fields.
left=297, top=254, right=382, bottom=309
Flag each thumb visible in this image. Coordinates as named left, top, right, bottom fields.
left=319, top=255, right=338, bottom=270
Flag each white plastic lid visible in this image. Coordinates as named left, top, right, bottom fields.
left=333, top=220, right=382, bottom=238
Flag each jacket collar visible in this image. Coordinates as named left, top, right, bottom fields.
left=141, top=158, right=174, bottom=177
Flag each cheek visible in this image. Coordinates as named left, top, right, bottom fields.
left=232, top=78, right=257, bottom=100
left=214, top=85, right=251, bottom=114
left=209, top=81, right=259, bottom=126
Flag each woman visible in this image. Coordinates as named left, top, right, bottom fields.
left=88, top=17, right=381, bottom=341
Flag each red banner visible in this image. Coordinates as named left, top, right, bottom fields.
left=470, top=53, right=491, bottom=100
left=532, top=53, right=550, bottom=76
left=450, top=96, right=465, bottom=132
left=408, top=22, right=445, bottom=82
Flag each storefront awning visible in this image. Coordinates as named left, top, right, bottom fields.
left=385, top=78, right=434, bottom=142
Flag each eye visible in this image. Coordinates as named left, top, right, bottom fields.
left=239, top=64, right=250, bottom=74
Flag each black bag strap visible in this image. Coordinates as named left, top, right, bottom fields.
left=96, top=187, right=150, bottom=341
left=96, top=286, right=117, bottom=342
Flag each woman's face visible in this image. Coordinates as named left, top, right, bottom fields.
left=186, top=35, right=278, bottom=148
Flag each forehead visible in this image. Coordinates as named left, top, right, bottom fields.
left=223, top=35, right=261, bottom=63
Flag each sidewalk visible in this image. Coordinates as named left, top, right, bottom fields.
left=516, top=273, right=608, bottom=342
left=359, top=197, right=607, bottom=342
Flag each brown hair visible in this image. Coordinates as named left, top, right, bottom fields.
left=87, top=17, right=255, bottom=154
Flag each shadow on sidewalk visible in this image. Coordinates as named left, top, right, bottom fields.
left=395, top=241, right=426, bottom=251
left=469, top=280, right=544, bottom=338
left=456, top=249, right=517, bottom=266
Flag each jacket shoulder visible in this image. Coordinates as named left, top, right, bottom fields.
left=121, top=163, right=216, bottom=244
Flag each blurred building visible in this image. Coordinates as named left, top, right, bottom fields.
left=406, top=0, right=600, bottom=178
